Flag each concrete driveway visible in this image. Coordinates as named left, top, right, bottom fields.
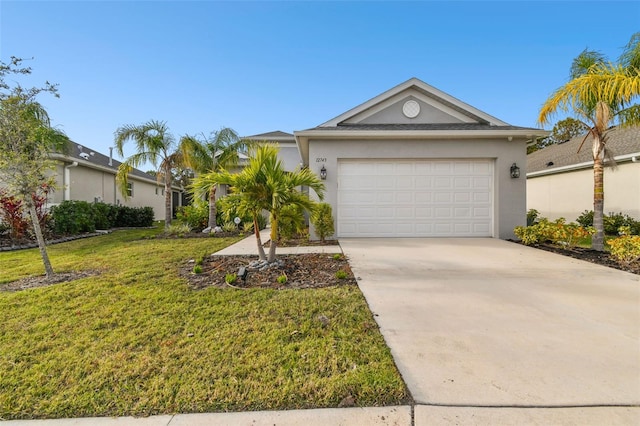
left=340, top=238, right=640, bottom=424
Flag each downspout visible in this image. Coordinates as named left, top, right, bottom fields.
left=64, top=161, right=78, bottom=201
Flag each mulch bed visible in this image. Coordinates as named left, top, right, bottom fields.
left=0, top=270, right=101, bottom=292
left=181, top=253, right=357, bottom=290
left=524, top=242, right=640, bottom=275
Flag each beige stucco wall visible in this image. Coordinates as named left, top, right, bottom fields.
left=527, top=162, right=640, bottom=221
left=49, top=162, right=173, bottom=221
left=307, top=138, right=527, bottom=239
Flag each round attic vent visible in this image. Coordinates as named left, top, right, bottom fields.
left=402, top=100, right=420, bottom=118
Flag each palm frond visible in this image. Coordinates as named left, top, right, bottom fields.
left=619, top=32, right=640, bottom=72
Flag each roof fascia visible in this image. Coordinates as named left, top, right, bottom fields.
left=295, top=128, right=547, bottom=166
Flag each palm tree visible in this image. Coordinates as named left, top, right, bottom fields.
left=114, top=120, right=182, bottom=229
left=192, top=144, right=324, bottom=262
left=179, top=127, right=250, bottom=228
left=538, top=33, right=640, bottom=251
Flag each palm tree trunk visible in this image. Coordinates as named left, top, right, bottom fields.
left=208, top=186, right=217, bottom=228
left=253, top=215, right=267, bottom=261
left=267, top=215, right=278, bottom=263
left=28, top=203, right=54, bottom=280
left=592, top=145, right=605, bottom=251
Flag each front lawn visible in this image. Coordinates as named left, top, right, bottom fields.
left=0, top=226, right=408, bottom=419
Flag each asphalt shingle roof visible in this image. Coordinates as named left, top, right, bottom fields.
left=57, top=143, right=162, bottom=183
left=243, top=130, right=294, bottom=139
left=527, top=126, right=640, bottom=173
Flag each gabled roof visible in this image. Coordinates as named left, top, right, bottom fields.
left=318, top=77, right=510, bottom=128
left=243, top=130, right=295, bottom=142
left=294, top=78, right=548, bottom=165
left=527, top=126, right=640, bottom=176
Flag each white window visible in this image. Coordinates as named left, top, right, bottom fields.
left=127, top=182, right=134, bottom=197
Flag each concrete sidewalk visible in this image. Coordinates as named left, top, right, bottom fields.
left=1, top=406, right=411, bottom=426
left=213, top=228, right=342, bottom=255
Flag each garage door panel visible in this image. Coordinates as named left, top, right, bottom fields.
left=434, top=192, right=453, bottom=203
left=338, top=159, right=493, bottom=237
left=396, top=192, right=413, bottom=203
left=374, top=207, right=393, bottom=218
left=434, top=177, right=451, bottom=188
left=454, top=207, right=471, bottom=218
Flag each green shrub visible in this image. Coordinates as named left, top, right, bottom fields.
left=526, top=209, right=541, bottom=226
left=193, top=265, right=203, bottom=274
left=51, top=200, right=96, bottom=234
left=576, top=210, right=594, bottom=228
left=335, top=270, right=348, bottom=279
left=312, top=202, right=335, bottom=241
left=51, top=201, right=154, bottom=235
left=576, top=210, right=640, bottom=235
left=242, top=221, right=254, bottom=234
left=115, top=206, right=154, bottom=227
left=278, top=205, right=306, bottom=241
left=225, top=273, right=237, bottom=284
left=332, top=253, right=342, bottom=260
left=277, top=274, right=287, bottom=284
left=607, top=232, right=640, bottom=266
left=222, top=221, right=237, bottom=232
left=176, top=200, right=209, bottom=230
left=166, top=223, right=192, bottom=237
left=92, top=202, right=114, bottom=230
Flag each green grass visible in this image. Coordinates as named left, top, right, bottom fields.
left=0, top=226, right=408, bottom=419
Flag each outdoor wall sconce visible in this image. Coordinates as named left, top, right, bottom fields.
left=320, top=165, right=327, bottom=180
left=510, top=163, right=521, bottom=179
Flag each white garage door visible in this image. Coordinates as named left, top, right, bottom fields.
left=337, top=159, right=493, bottom=237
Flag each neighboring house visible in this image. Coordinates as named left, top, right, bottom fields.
left=527, top=126, right=640, bottom=221
left=48, top=143, right=183, bottom=221
left=291, top=77, right=546, bottom=239
left=243, top=130, right=302, bottom=172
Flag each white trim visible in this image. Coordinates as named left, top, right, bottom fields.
left=527, top=152, right=640, bottom=177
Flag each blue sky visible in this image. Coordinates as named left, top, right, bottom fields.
left=1, top=0, right=639, bottom=163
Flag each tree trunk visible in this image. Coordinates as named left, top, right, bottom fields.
left=28, top=203, right=54, bottom=280
left=208, top=185, right=217, bottom=228
left=164, top=168, right=172, bottom=229
left=592, top=139, right=605, bottom=251
left=253, top=215, right=267, bottom=261
left=267, top=215, right=278, bottom=263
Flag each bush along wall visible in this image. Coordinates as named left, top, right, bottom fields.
left=51, top=201, right=154, bottom=234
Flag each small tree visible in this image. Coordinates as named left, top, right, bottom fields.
left=312, top=202, right=335, bottom=242
left=0, top=57, right=70, bottom=279
left=527, top=118, right=589, bottom=154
